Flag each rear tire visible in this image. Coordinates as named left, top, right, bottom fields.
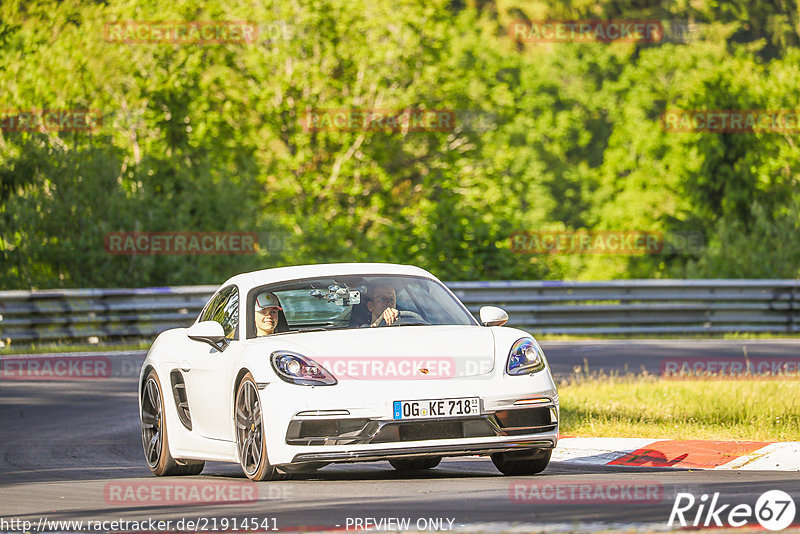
left=389, top=457, right=442, bottom=471
left=140, top=370, right=205, bottom=476
left=491, top=448, right=551, bottom=475
left=235, top=373, right=285, bottom=481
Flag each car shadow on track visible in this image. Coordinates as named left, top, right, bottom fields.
left=197, top=459, right=499, bottom=481
left=196, top=457, right=684, bottom=482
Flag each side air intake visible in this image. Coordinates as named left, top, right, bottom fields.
left=170, top=370, right=192, bottom=430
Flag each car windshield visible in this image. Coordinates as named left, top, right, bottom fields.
left=250, top=275, right=476, bottom=336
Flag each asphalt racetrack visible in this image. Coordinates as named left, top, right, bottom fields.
left=1, top=340, right=799, bottom=532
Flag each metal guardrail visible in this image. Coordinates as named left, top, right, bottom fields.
left=0, top=286, right=216, bottom=344
left=0, top=280, right=798, bottom=344
left=448, top=279, right=800, bottom=335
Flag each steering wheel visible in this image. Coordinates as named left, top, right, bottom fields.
left=372, top=310, right=429, bottom=327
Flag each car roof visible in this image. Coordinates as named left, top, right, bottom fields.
left=221, top=263, right=438, bottom=291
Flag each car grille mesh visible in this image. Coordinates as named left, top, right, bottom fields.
left=285, top=406, right=556, bottom=446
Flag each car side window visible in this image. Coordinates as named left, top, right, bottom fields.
left=199, top=292, right=225, bottom=323
left=200, top=286, right=239, bottom=340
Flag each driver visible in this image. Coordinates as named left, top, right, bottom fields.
left=255, top=292, right=283, bottom=336
left=366, top=284, right=400, bottom=327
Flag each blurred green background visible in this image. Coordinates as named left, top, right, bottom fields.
left=1, top=0, right=799, bottom=289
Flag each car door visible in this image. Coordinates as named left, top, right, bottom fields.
left=180, top=285, right=241, bottom=442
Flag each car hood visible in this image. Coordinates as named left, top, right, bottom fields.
left=254, top=325, right=496, bottom=380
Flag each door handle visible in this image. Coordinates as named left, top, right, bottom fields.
left=180, top=360, right=191, bottom=372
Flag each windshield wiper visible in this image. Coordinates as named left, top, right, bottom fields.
left=264, top=327, right=331, bottom=336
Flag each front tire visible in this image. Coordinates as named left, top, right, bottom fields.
left=140, top=370, right=204, bottom=476
left=389, top=457, right=442, bottom=471
left=491, top=448, right=551, bottom=475
left=235, top=373, right=284, bottom=481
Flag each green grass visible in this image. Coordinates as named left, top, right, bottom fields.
left=0, top=340, right=151, bottom=355
left=559, top=374, right=800, bottom=441
left=2, top=331, right=798, bottom=355
left=4, top=340, right=800, bottom=442
left=536, top=332, right=800, bottom=341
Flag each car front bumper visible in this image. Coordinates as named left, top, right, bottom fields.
left=258, top=370, right=559, bottom=466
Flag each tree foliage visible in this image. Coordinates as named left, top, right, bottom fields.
left=1, top=0, right=798, bottom=288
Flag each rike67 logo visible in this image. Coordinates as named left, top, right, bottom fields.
left=669, top=490, right=796, bottom=531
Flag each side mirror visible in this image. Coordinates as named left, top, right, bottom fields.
left=188, top=321, right=229, bottom=352
left=479, top=306, right=509, bottom=327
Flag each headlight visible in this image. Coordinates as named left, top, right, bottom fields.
left=270, top=351, right=337, bottom=386
left=506, top=338, right=546, bottom=376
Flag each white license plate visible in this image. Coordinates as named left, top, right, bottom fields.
left=393, top=397, right=480, bottom=420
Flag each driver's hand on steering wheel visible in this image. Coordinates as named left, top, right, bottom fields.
left=372, top=307, right=399, bottom=326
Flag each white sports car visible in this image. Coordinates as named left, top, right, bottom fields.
left=138, top=263, right=559, bottom=480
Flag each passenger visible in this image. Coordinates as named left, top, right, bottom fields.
left=255, top=292, right=283, bottom=336
left=366, top=284, right=400, bottom=326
